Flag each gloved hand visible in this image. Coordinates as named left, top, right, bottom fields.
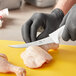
left=60, top=4, right=76, bottom=41
left=22, top=8, right=64, bottom=43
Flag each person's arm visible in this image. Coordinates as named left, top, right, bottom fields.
left=55, top=0, right=76, bottom=15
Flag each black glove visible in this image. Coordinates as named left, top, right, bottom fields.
left=22, top=8, right=64, bottom=43
left=60, top=4, right=76, bottom=41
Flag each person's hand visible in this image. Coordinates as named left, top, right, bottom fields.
left=60, top=4, right=76, bottom=41
left=22, top=8, right=64, bottom=43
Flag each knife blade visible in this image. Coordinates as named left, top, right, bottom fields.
left=8, top=37, right=54, bottom=48
left=8, top=25, right=65, bottom=48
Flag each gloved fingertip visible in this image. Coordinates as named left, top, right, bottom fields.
left=70, top=35, right=76, bottom=41
left=62, top=28, right=70, bottom=41
left=37, top=36, right=42, bottom=40
left=71, top=38, right=76, bottom=41
left=62, top=34, right=69, bottom=41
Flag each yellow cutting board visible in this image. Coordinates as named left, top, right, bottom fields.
left=0, top=40, right=76, bottom=76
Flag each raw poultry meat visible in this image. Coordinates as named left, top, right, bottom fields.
left=21, top=43, right=59, bottom=68
left=0, top=53, right=26, bottom=76
left=21, top=46, right=53, bottom=68
left=40, top=43, right=59, bottom=52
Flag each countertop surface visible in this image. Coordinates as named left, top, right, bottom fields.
left=0, top=40, right=76, bottom=76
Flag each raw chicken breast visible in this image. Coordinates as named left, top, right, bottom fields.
left=0, top=53, right=26, bottom=76
left=21, top=46, right=53, bottom=68
left=40, top=43, right=59, bottom=52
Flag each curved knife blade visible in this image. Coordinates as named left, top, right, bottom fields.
left=8, top=37, right=54, bottom=48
